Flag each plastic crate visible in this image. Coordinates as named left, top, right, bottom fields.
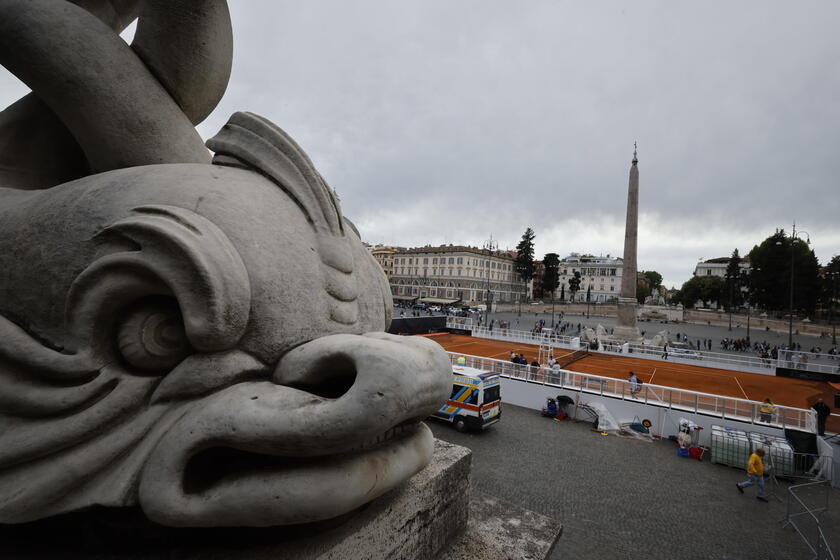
left=710, top=425, right=750, bottom=468
left=748, top=432, right=795, bottom=477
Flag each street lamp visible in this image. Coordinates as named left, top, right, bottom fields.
left=483, top=236, right=497, bottom=327
left=777, top=223, right=810, bottom=348
left=744, top=267, right=759, bottom=344
left=831, top=272, right=838, bottom=346
left=725, top=272, right=736, bottom=332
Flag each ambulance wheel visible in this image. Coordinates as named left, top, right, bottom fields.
left=454, top=416, right=467, bottom=432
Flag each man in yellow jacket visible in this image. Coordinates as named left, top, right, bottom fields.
left=736, top=448, right=768, bottom=502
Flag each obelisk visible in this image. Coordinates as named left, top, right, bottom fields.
left=613, top=144, right=642, bottom=341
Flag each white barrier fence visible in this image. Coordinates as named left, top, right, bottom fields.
left=446, top=318, right=838, bottom=377
left=778, top=349, right=840, bottom=377
left=445, top=351, right=817, bottom=433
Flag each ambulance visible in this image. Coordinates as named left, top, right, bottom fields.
left=431, top=365, right=501, bottom=431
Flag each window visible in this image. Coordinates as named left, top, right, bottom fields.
left=423, top=258, right=428, bottom=264
left=457, top=268, right=462, bottom=276
left=432, top=258, right=438, bottom=264
left=448, top=257, right=455, bottom=264
left=457, top=257, right=463, bottom=264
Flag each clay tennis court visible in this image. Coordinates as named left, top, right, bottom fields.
left=425, top=333, right=839, bottom=432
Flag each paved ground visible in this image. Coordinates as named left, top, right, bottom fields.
left=429, top=404, right=840, bottom=560
left=399, top=305, right=837, bottom=355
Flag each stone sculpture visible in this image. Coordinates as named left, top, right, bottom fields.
left=0, top=0, right=451, bottom=527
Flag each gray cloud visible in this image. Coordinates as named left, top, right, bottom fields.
left=2, top=0, right=838, bottom=287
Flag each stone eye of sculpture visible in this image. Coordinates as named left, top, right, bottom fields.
left=0, top=0, right=451, bottom=527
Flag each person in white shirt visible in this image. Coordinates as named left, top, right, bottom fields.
left=628, top=371, right=640, bottom=397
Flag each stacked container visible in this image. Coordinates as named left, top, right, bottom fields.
left=748, top=432, right=795, bottom=477
left=710, top=425, right=751, bottom=468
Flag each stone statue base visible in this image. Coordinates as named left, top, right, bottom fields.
left=1, top=438, right=562, bottom=559
left=1, top=439, right=471, bottom=559
left=614, top=297, right=642, bottom=341
left=443, top=492, right=562, bottom=559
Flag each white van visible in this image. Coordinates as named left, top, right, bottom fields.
left=431, top=365, right=501, bottom=431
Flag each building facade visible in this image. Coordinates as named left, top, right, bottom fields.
left=390, top=245, right=526, bottom=305
left=366, top=244, right=398, bottom=281
left=558, top=253, right=624, bottom=303
left=693, top=257, right=751, bottom=279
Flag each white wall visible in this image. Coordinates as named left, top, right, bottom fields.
left=502, top=377, right=796, bottom=447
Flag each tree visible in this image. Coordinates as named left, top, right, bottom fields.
left=679, top=275, right=724, bottom=308
left=568, top=271, right=581, bottom=302
left=514, top=228, right=535, bottom=301
left=559, top=284, right=565, bottom=302
left=636, top=282, right=651, bottom=305
left=642, top=270, right=662, bottom=290
left=820, top=255, right=840, bottom=316
left=542, top=253, right=560, bottom=299
left=748, top=230, right=820, bottom=314
left=724, top=248, right=744, bottom=310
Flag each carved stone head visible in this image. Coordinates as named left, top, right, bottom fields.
left=0, top=0, right=450, bottom=527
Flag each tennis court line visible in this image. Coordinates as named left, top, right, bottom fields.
left=733, top=376, right=749, bottom=400
left=445, top=341, right=485, bottom=351
left=649, top=368, right=657, bottom=384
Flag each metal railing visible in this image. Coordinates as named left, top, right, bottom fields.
left=778, top=349, right=840, bottom=377
left=783, top=480, right=835, bottom=559
left=445, top=351, right=817, bottom=432
left=444, top=318, right=837, bottom=376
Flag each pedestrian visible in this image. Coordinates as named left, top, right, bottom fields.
left=628, top=371, right=640, bottom=398
left=812, top=398, right=831, bottom=436
left=661, top=343, right=668, bottom=360
left=736, top=448, right=768, bottom=502
left=759, top=398, right=775, bottom=423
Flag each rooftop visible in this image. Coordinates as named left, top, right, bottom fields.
left=396, top=245, right=515, bottom=259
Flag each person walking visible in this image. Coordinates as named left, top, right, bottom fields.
left=759, top=398, right=775, bottom=423
left=661, top=343, right=668, bottom=360
left=628, top=371, right=640, bottom=398
left=736, top=448, right=768, bottom=502
left=812, top=398, right=831, bottom=436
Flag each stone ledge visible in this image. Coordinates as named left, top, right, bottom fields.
left=442, top=492, right=562, bottom=560
left=2, top=437, right=472, bottom=560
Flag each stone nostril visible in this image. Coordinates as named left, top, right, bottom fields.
left=279, top=353, right=357, bottom=399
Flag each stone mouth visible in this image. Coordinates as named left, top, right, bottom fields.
left=182, top=420, right=421, bottom=495
left=164, top=422, right=434, bottom=527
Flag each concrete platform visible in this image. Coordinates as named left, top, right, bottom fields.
left=443, top=492, right=562, bottom=560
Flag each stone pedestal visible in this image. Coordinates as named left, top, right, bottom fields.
left=443, top=492, right=562, bottom=560
left=2, top=438, right=472, bottom=560
left=613, top=297, right=642, bottom=341
left=3, top=438, right=562, bottom=559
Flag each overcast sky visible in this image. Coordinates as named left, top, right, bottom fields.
left=2, top=1, right=839, bottom=288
